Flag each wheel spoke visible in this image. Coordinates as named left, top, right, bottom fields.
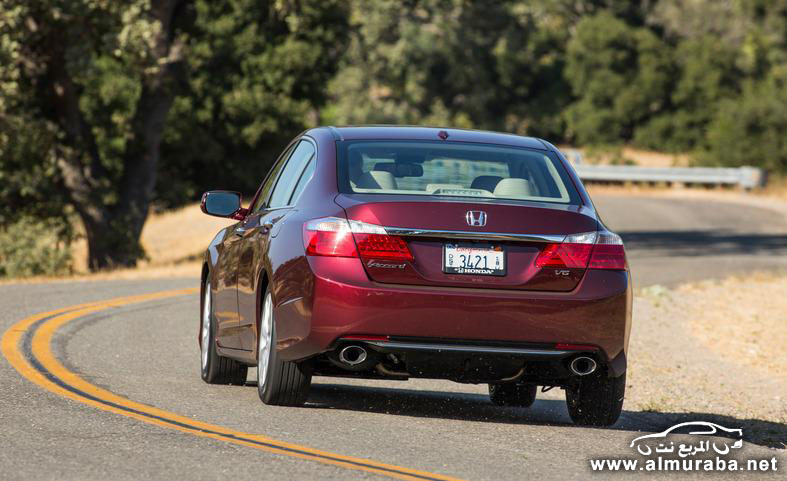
left=258, top=292, right=274, bottom=389
left=201, top=284, right=211, bottom=370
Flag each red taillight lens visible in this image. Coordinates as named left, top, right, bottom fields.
left=535, top=243, right=593, bottom=268
left=535, top=231, right=626, bottom=271
left=304, top=229, right=358, bottom=257
left=303, top=217, right=359, bottom=257
left=588, top=244, right=626, bottom=269
left=354, top=233, right=413, bottom=261
left=303, top=217, right=413, bottom=261
left=589, top=231, right=626, bottom=270
left=535, top=231, right=595, bottom=269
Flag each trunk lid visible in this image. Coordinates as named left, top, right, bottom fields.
left=336, top=194, right=599, bottom=291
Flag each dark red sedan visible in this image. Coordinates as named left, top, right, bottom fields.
left=199, top=126, right=631, bottom=426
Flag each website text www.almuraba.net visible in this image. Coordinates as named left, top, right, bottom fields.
left=590, top=457, right=778, bottom=472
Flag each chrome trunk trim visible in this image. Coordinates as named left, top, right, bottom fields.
left=383, top=226, right=565, bottom=243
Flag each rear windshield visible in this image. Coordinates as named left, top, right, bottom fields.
left=337, top=140, right=580, bottom=204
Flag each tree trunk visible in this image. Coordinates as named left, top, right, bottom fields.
left=46, top=0, right=188, bottom=270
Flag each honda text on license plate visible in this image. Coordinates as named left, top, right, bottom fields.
left=443, top=244, right=506, bottom=276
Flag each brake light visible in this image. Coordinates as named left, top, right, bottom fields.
left=354, top=233, right=414, bottom=261
left=303, top=217, right=413, bottom=261
left=588, top=231, right=627, bottom=269
left=535, top=232, right=595, bottom=268
left=535, top=231, right=626, bottom=270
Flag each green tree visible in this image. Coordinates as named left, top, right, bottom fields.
left=158, top=0, right=350, bottom=204
left=325, top=0, right=572, bottom=138
left=563, top=11, right=673, bottom=145
left=0, top=0, right=349, bottom=272
left=1, top=0, right=192, bottom=269
left=703, top=67, right=787, bottom=173
left=633, top=36, right=741, bottom=152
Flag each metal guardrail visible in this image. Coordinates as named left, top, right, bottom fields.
left=572, top=164, right=765, bottom=189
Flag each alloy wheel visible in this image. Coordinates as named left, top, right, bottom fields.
left=258, top=292, right=273, bottom=389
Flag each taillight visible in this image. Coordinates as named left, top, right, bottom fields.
left=535, top=231, right=626, bottom=270
left=535, top=232, right=595, bottom=268
left=354, top=233, right=413, bottom=261
left=588, top=231, right=626, bottom=269
left=303, top=217, right=413, bottom=261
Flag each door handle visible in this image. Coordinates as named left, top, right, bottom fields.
left=236, top=223, right=270, bottom=237
left=236, top=220, right=273, bottom=236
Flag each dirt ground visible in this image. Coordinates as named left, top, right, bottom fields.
left=627, top=273, right=786, bottom=433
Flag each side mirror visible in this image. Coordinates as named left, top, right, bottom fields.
left=200, top=191, right=248, bottom=219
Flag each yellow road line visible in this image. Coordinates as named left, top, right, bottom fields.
left=2, top=289, right=464, bottom=481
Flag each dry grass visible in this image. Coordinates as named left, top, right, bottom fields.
left=760, top=175, right=787, bottom=201
left=7, top=203, right=233, bottom=284
left=74, top=202, right=233, bottom=272
left=139, top=204, right=235, bottom=265
left=628, top=273, right=787, bottom=424
left=679, top=273, right=787, bottom=380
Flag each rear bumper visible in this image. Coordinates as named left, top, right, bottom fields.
left=342, top=338, right=627, bottom=380
left=276, top=257, right=632, bottom=375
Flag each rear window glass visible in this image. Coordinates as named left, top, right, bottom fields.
left=337, top=141, right=579, bottom=204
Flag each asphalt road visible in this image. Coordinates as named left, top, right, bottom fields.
left=593, top=194, right=787, bottom=287
left=1, top=194, right=785, bottom=481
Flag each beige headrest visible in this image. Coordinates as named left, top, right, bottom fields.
left=494, top=178, right=533, bottom=198
left=356, top=170, right=398, bottom=190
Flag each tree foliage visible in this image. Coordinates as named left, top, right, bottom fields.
left=1, top=0, right=192, bottom=268
left=564, top=11, right=673, bottom=145
left=324, top=0, right=573, bottom=139
left=328, top=0, right=787, bottom=168
left=0, top=0, right=349, bottom=271
left=159, top=0, right=350, bottom=206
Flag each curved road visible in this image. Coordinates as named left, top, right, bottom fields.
left=2, top=195, right=785, bottom=480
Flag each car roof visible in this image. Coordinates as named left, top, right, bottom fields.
left=311, top=125, right=550, bottom=151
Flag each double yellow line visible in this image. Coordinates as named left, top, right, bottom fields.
left=2, top=288, right=462, bottom=481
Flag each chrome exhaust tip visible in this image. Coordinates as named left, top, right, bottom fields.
left=569, top=356, right=597, bottom=376
left=338, top=345, right=368, bottom=366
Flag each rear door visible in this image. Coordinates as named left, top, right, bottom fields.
left=336, top=195, right=598, bottom=291
left=236, top=139, right=316, bottom=350
left=211, top=226, right=245, bottom=349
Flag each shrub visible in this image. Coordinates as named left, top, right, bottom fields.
left=0, top=218, right=72, bottom=278
left=701, top=71, right=787, bottom=174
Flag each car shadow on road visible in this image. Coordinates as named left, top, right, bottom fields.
left=305, top=383, right=786, bottom=449
left=620, top=230, right=787, bottom=256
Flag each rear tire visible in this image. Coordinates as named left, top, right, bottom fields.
left=201, top=280, right=248, bottom=385
left=489, top=382, right=537, bottom=407
left=565, top=372, right=625, bottom=426
left=257, top=289, right=311, bottom=406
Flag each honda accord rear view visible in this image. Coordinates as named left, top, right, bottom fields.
left=198, top=126, right=631, bottom=426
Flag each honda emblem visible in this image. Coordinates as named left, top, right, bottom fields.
left=465, top=211, right=487, bottom=227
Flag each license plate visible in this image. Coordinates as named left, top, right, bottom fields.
left=443, top=244, right=506, bottom=276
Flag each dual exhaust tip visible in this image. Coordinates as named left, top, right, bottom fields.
left=339, top=344, right=597, bottom=377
